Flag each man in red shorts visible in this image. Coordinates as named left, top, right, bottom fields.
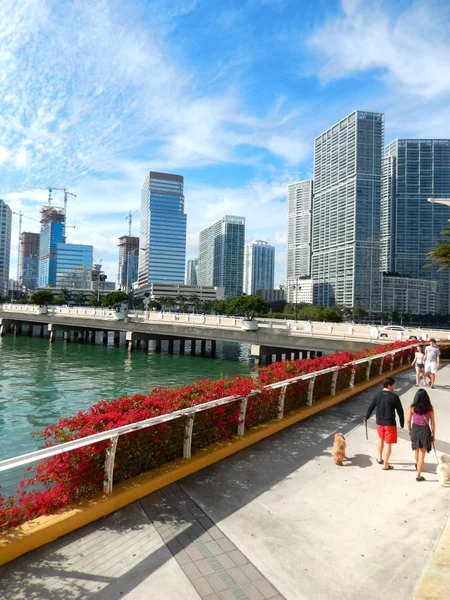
left=363, top=376, right=404, bottom=470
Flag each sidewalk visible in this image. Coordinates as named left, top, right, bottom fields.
left=1, top=366, right=449, bottom=600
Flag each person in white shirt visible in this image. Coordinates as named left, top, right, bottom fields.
left=411, top=345, right=425, bottom=387
left=424, top=339, right=440, bottom=389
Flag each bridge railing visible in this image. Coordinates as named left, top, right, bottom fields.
left=0, top=343, right=416, bottom=531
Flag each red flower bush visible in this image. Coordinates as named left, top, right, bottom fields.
left=0, top=340, right=415, bottom=532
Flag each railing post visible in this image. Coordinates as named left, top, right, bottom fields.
left=278, top=385, right=287, bottom=419
left=330, top=370, right=339, bottom=396
left=238, top=397, right=249, bottom=436
left=183, top=416, right=195, bottom=459
left=366, top=359, right=372, bottom=380
left=307, top=377, right=316, bottom=406
left=103, top=435, right=119, bottom=494
left=379, top=356, right=384, bottom=375
left=350, top=366, right=356, bottom=388
left=391, top=353, right=395, bottom=370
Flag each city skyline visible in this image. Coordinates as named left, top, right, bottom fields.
left=1, top=0, right=449, bottom=286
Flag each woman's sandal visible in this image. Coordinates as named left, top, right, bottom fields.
left=382, top=465, right=394, bottom=470
left=376, top=459, right=383, bottom=464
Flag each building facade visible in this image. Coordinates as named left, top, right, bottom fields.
left=55, top=243, right=93, bottom=289
left=186, top=259, right=198, bottom=285
left=312, top=110, right=384, bottom=313
left=381, top=274, right=438, bottom=315
left=38, top=206, right=66, bottom=287
left=285, top=180, right=313, bottom=303
left=244, top=240, right=275, bottom=295
left=138, top=172, right=187, bottom=287
left=381, top=139, right=450, bottom=314
left=198, top=215, right=245, bottom=298
left=21, top=232, right=40, bottom=291
left=134, top=282, right=224, bottom=303
left=0, top=199, right=12, bottom=297
left=118, top=235, right=139, bottom=292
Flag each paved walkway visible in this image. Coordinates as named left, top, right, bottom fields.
left=1, top=366, right=450, bottom=600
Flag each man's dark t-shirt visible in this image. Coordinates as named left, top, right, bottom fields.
left=365, top=390, right=405, bottom=428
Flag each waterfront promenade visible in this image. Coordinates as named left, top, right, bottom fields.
left=1, top=366, right=449, bottom=599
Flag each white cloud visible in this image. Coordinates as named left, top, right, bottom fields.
left=308, top=0, right=450, bottom=98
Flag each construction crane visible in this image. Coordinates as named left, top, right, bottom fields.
left=39, top=187, right=76, bottom=215
left=12, top=211, right=40, bottom=286
left=126, top=208, right=140, bottom=236
left=40, top=186, right=54, bottom=206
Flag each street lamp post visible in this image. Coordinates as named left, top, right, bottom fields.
left=293, top=277, right=301, bottom=321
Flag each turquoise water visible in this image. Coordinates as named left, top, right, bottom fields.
left=0, top=335, right=253, bottom=460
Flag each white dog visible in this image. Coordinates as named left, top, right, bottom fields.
left=436, top=454, right=450, bottom=487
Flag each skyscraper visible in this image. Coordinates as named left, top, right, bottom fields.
left=186, top=258, right=198, bottom=285
left=21, top=232, right=40, bottom=291
left=0, top=199, right=12, bottom=297
left=118, top=235, right=139, bottom=292
left=311, top=110, right=384, bottom=312
left=138, top=171, right=187, bottom=287
left=285, top=180, right=313, bottom=303
left=38, top=205, right=66, bottom=287
left=244, top=240, right=275, bottom=295
left=198, top=215, right=245, bottom=298
left=381, top=139, right=450, bottom=314
left=55, top=243, right=93, bottom=289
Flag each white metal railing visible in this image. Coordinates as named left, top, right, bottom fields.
left=0, top=343, right=416, bottom=497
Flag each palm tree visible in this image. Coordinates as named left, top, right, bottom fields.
left=175, top=294, right=188, bottom=313
left=159, top=296, right=174, bottom=311
left=428, top=225, right=450, bottom=269
left=188, top=293, right=201, bottom=314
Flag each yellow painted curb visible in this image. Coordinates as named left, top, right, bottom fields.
left=0, top=362, right=411, bottom=566
left=415, top=516, right=450, bottom=600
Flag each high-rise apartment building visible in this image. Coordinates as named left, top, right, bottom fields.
left=55, top=243, right=93, bottom=289
left=0, top=199, right=12, bottom=297
left=198, top=215, right=245, bottom=298
left=21, top=232, right=40, bottom=291
left=186, top=258, right=198, bottom=285
left=243, top=240, right=275, bottom=295
left=138, top=171, right=187, bottom=287
left=311, top=110, right=384, bottom=312
left=285, top=180, right=313, bottom=303
left=118, top=235, right=139, bottom=292
left=381, top=139, right=450, bottom=314
left=38, top=205, right=66, bottom=287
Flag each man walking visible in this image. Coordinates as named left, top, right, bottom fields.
left=363, top=376, right=404, bottom=470
left=424, top=338, right=440, bottom=389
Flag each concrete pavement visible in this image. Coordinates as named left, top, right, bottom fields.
left=1, top=365, right=449, bottom=599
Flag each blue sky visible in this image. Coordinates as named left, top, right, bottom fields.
left=2, top=0, right=450, bottom=285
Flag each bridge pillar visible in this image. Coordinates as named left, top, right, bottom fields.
left=90, top=330, right=96, bottom=344
left=275, top=353, right=282, bottom=363
left=179, top=339, right=185, bottom=355
left=154, top=339, right=161, bottom=353
left=316, top=351, right=322, bottom=357
left=28, top=324, right=33, bottom=336
left=142, top=339, right=149, bottom=352
left=63, top=330, right=71, bottom=342
left=190, top=339, right=196, bottom=355
left=103, top=331, right=108, bottom=345
left=210, top=339, right=216, bottom=357
left=200, top=340, right=206, bottom=356
left=168, top=339, right=174, bottom=354
left=0, top=319, right=10, bottom=336
left=48, top=325, right=56, bottom=343
left=39, top=325, right=44, bottom=338
left=113, top=331, right=120, bottom=346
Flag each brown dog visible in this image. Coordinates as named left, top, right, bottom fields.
left=333, top=433, right=346, bottom=466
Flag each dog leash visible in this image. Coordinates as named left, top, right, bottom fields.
left=365, top=419, right=368, bottom=440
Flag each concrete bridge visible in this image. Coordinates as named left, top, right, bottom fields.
left=0, top=304, right=447, bottom=365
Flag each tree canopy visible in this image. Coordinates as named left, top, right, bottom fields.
left=226, top=295, right=266, bottom=320
left=428, top=225, right=450, bottom=270
left=101, top=291, right=129, bottom=310
left=29, top=290, right=54, bottom=306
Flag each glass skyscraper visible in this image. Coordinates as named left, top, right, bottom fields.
left=138, top=171, right=187, bottom=287
left=381, top=139, right=450, bottom=314
left=118, top=235, right=139, bottom=292
left=21, top=232, right=40, bottom=291
left=55, top=243, right=93, bottom=289
left=312, top=110, right=384, bottom=312
left=0, top=199, right=12, bottom=297
left=243, top=240, right=275, bottom=295
left=38, top=206, right=66, bottom=287
left=198, top=215, right=245, bottom=298
left=186, top=258, right=198, bottom=285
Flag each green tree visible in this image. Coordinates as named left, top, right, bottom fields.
left=213, top=299, right=228, bottom=315
left=188, top=293, right=201, bottom=314
left=226, top=295, right=266, bottom=320
left=29, top=290, right=54, bottom=306
left=158, top=296, right=174, bottom=311
left=101, top=291, right=129, bottom=310
left=428, top=225, right=450, bottom=269
left=174, top=294, right=188, bottom=312
left=89, top=296, right=101, bottom=307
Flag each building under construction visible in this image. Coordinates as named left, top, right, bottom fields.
left=21, top=232, right=40, bottom=290
left=118, top=235, right=139, bottom=292
left=38, top=206, right=66, bottom=287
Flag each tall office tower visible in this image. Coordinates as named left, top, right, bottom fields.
left=38, top=205, right=66, bottom=287
left=198, top=215, right=245, bottom=298
left=0, top=199, right=12, bottom=297
left=21, top=232, right=40, bottom=291
left=285, top=180, right=313, bottom=303
left=312, top=110, right=384, bottom=312
left=244, top=240, right=275, bottom=295
left=55, top=243, right=93, bottom=289
left=138, top=171, right=187, bottom=287
left=381, top=139, right=450, bottom=314
left=186, top=258, right=198, bottom=285
left=118, top=235, right=139, bottom=292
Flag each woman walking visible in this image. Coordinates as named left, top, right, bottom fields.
left=407, top=389, right=435, bottom=482
left=411, top=345, right=426, bottom=386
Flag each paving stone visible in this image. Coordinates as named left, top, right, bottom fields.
left=240, top=581, right=265, bottom=600
left=195, top=557, right=217, bottom=576
left=217, top=537, right=236, bottom=553
left=206, top=572, right=231, bottom=593
left=186, top=545, right=205, bottom=561
left=215, top=553, right=236, bottom=570
left=208, top=525, right=226, bottom=539
left=176, top=549, right=192, bottom=566
left=219, top=590, right=242, bottom=600
left=182, top=561, right=203, bottom=580
left=193, top=576, right=216, bottom=597
left=240, top=563, right=263, bottom=582
left=228, top=549, right=249, bottom=566
left=204, top=595, right=222, bottom=600
left=205, top=540, right=224, bottom=555
left=253, top=579, right=279, bottom=599
left=227, top=566, right=250, bottom=586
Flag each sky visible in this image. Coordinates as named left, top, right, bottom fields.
left=2, top=0, right=450, bottom=286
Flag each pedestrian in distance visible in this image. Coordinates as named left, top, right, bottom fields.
left=407, top=389, right=435, bottom=482
left=424, top=338, right=440, bottom=389
left=363, top=376, right=405, bottom=470
left=411, top=344, right=426, bottom=387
